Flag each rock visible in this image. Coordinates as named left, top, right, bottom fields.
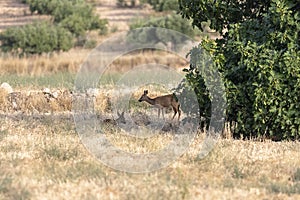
left=43, top=88, right=57, bottom=102
left=43, top=88, right=51, bottom=94
left=0, top=82, right=13, bottom=94
left=52, top=91, right=59, bottom=99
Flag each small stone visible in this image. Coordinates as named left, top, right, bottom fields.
left=0, top=82, right=13, bottom=94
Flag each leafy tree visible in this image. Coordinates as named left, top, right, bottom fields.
left=179, top=0, right=300, bottom=140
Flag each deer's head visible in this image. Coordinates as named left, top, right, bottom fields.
left=138, top=90, right=148, bottom=102
left=116, top=111, right=126, bottom=124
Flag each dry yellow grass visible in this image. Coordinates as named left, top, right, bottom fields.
left=95, top=91, right=112, bottom=113
left=104, top=129, right=175, bottom=154
left=1, top=86, right=299, bottom=199
left=0, top=50, right=187, bottom=77
left=0, top=115, right=300, bottom=199
left=109, top=51, right=188, bottom=73
left=0, top=88, right=9, bottom=112
left=0, top=89, right=73, bottom=114
left=0, top=50, right=88, bottom=75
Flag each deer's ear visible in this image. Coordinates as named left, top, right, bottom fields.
left=117, top=111, right=120, bottom=116
left=144, top=90, right=148, bottom=94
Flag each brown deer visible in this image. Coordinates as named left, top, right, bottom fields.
left=138, top=90, right=181, bottom=120
left=103, top=111, right=126, bottom=125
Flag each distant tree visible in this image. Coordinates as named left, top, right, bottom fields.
left=129, top=14, right=198, bottom=47
left=117, top=0, right=139, bottom=8
left=141, top=0, right=179, bottom=11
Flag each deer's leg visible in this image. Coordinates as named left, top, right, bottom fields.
left=158, top=108, right=160, bottom=118
left=178, top=109, right=181, bottom=121
left=162, top=108, right=165, bottom=119
left=172, top=107, right=177, bottom=120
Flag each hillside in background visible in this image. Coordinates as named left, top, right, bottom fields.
left=0, top=0, right=192, bottom=76
left=0, top=0, right=152, bottom=32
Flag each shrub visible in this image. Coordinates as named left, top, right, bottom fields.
left=26, top=0, right=108, bottom=36
left=2, top=0, right=108, bottom=55
left=0, top=22, right=73, bottom=55
left=117, top=0, right=138, bottom=8
left=59, top=13, right=107, bottom=36
left=59, top=14, right=91, bottom=36
left=27, top=0, right=58, bottom=15
left=84, top=39, right=97, bottom=49
left=129, top=14, right=197, bottom=40
left=74, top=36, right=97, bottom=49
left=141, top=0, right=179, bottom=12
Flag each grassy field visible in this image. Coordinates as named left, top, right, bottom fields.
left=1, top=0, right=300, bottom=199
left=1, top=77, right=299, bottom=199
left=1, top=115, right=300, bottom=199
left=0, top=82, right=300, bottom=199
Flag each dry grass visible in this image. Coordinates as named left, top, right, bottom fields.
left=104, top=129, right=174, bottom=153
left=1, top=87, right=300, bottom=199
left=0, top=89, right=72, bottom=114
left=0, top=89, right=9, bottom=110
left=0, top=50, right=88, bottom=75
left=0, top=50, right=187, bottom=77
left=95, top=91, right=112, bottom=113
left=109, top=51, right=188, bottom=73
left=0, top=85, right=170, bottom=114
left=1, top=115, right=300, bottom=199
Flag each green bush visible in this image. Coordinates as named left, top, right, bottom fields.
left=141, top=0, right=179, bottom=12
left=26, top=0, right=107, bottom=36
left=1, top=0, right=108, bottom=55
left=180, top=0, right=300, bottom=140
left=27, top=0, right=58, bottom=15
left=74, top=36, right=97, bottom=49
left=0, top=22, right=73, bottom=55
left=83, top=39, right=97, bottom=49
left=60, top=14, right=107, bottom=36
left=129, top=14, right=197, bottom=39
left=59, top=14, right=87, bottom=37
left=117, top=0, right=138, bottom=8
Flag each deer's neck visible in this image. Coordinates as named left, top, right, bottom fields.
left=144, top=96, right=156, bottom=106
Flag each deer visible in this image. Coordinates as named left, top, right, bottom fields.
left=103, top=111, right=126, bottom=125
left=138, top=90, right=181, bottom=121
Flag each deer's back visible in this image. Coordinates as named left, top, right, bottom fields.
left=154, top=94, right=177, bottom=107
